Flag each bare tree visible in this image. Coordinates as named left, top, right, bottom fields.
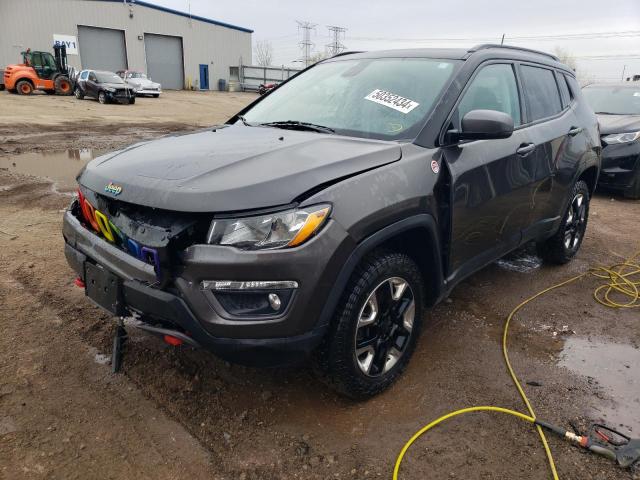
left=255, top=40, right=273, bottom=67
left=308, top=51, right=329, bottom=64
left=554, top=47, right=577, bottom=71
left=554, top=46, right=594, bottom=86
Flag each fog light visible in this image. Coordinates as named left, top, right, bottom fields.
left=201, top=280, right=297, bottom=317
left=268, top=293, right=281, bottom=311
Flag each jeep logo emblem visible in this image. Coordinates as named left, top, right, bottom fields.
left=104, top=182, right=122, bottom=196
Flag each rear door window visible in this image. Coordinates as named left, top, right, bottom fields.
left=80, top=71, right=89, bottom=80
left=455, top=63, right=522, bottom=128
left=520, top=65, right=562, bottom=121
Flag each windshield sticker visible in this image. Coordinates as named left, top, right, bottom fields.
left=364, top=89, right=420, bottom=114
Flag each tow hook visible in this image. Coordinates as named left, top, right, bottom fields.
left=111, top=318, right=127, bottom=374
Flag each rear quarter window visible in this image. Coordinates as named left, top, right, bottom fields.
left=520, top=65, right=562, bottom=121
left=557, top=73, right=572, bottom=107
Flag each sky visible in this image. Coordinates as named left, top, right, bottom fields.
left=148, top=0, right=640, bottom=83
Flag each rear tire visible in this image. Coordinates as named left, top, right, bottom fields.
left=537, top=180, right=590, bottom=264
left=315, top=250, right=425, bottom=399
left=98, top=91, right=108, bottom=104
left=128, top=97, right=136, bottom=105
left=16, top=80, right=33, bottom=95
left=74, top=87, right=84, bottom=100
left=54, top=76, right=72, bottom=95
left=623, top=169, right=640, bottom=199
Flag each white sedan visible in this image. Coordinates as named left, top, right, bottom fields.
left=117, top=70, right=162, bottom=98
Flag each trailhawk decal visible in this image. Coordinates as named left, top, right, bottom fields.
left=364, top=89, right=420, bottom=114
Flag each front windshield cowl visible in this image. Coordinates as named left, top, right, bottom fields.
left=241, top=57, right=460, bottom=141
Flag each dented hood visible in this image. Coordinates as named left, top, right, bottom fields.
left=78, top=124, right=402, bottom=212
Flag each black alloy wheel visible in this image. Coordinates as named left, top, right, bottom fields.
left=354, top=277, right=415, bottom=377
left=537, top=180, right=590, bottom=264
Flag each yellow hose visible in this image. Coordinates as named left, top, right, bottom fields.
left=393, top=250, right=640, bottom=479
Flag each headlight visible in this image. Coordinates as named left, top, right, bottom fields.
left=206, top=204, right=331, bottom=250
left=602, top=131, right=640, bottom=145
left=104, top=87, right=116, bottom=93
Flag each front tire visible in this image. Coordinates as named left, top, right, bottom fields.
left=128, top=97, right=135, bottom=105
left=316, top=250, right=425, bottom=399
left=54, top=76, right=72, bottom=95
left=98, top=91, right=108, bottom=104
left=537, top=180, right=590, bottom=264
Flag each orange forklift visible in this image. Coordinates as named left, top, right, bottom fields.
left=3, top=44, right=73, bottom=95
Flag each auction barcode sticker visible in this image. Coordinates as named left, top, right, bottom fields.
left=364, top=89, right=420, bottom=114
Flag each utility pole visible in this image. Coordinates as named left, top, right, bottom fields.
left=326, top=25, right=347, bottom=56
left=297, top=20, right=317, bottom=67
left=621, top=64, right=627, bottom=81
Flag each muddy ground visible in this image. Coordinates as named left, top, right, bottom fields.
left=1, top=91, right=639, bottom=480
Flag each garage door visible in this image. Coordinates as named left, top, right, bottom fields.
left=144, top=34, right=184, bottom=90
left=78, top=26, right=127, bottom=72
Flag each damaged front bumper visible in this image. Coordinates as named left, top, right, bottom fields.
left=62, top=203, right=354, bottom=365
left=598, top=141, right=640, bottom=191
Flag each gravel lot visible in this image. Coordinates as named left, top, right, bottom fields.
left=0, top=90, right=639, bottom=480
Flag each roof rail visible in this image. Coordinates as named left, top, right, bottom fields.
left=331, top=51, right=365, bottom=58
left=469, top=44, right=559, bottom=61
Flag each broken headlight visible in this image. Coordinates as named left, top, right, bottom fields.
left=206, top=205, right=330, bottom=250
left=602, top=131, right=640, bottom=145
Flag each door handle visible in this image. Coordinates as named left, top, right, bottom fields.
left=516, top=143, right=536, bottom=156
left=568, top=126, right=583, bottom=137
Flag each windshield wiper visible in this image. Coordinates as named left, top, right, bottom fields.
left=595, top=111, right=619, bottom=115
left=259, top=120, right=335, bottom=134
left=236, top=115, right=253, bottom=126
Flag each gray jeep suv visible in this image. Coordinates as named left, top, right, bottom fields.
left=63, top=44, right=600, bottom=398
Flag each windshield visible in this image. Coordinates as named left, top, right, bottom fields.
left=242, top=57, right=460, bottom=140
left=96, top=72, right=125, bottom=84
left=582, top=86, right=640, bottom=115
left=129, top=72, right=147, bottom=79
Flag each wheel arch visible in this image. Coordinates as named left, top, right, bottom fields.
left=15, top=77, right=35, bottom=88
left=577, top=165, right=599, bottom=195
left=317, top=215, right=445, bottom=329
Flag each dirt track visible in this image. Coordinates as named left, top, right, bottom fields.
left=1, top=90, right=639, bottom=480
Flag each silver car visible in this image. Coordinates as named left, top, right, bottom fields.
left=117, top=70, right=162, bottom=98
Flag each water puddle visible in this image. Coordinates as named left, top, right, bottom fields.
left=560, top=337, right=640, bottom=433
left=0, top=149, right=103, bottom=192
left=495, top=244, right=543, bottom=273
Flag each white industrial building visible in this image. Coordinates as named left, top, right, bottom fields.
left=0, top=0, right=253, bottom=90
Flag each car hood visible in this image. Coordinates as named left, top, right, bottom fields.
left=127, top=78, right=159, bottom=88
left=78, top=125, right=402, bottom=212
left=597, top=114, right=640, bottom=135
left=101, top=82, right=129, bottom=89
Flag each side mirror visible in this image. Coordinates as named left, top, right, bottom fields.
left=449, top=109, right=514, bottom=142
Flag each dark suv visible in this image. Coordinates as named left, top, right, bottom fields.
left=63, top=45, right=600, bottom=398
left=74, top=69, right=136, bottom=104
left=582, top=83, right=640, bottom=198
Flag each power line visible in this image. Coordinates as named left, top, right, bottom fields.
left=326, top=25, right=347, bottom=56
left=347, top=30, right=640, bottom=43
left=297, top=20, right=317, bottom=67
